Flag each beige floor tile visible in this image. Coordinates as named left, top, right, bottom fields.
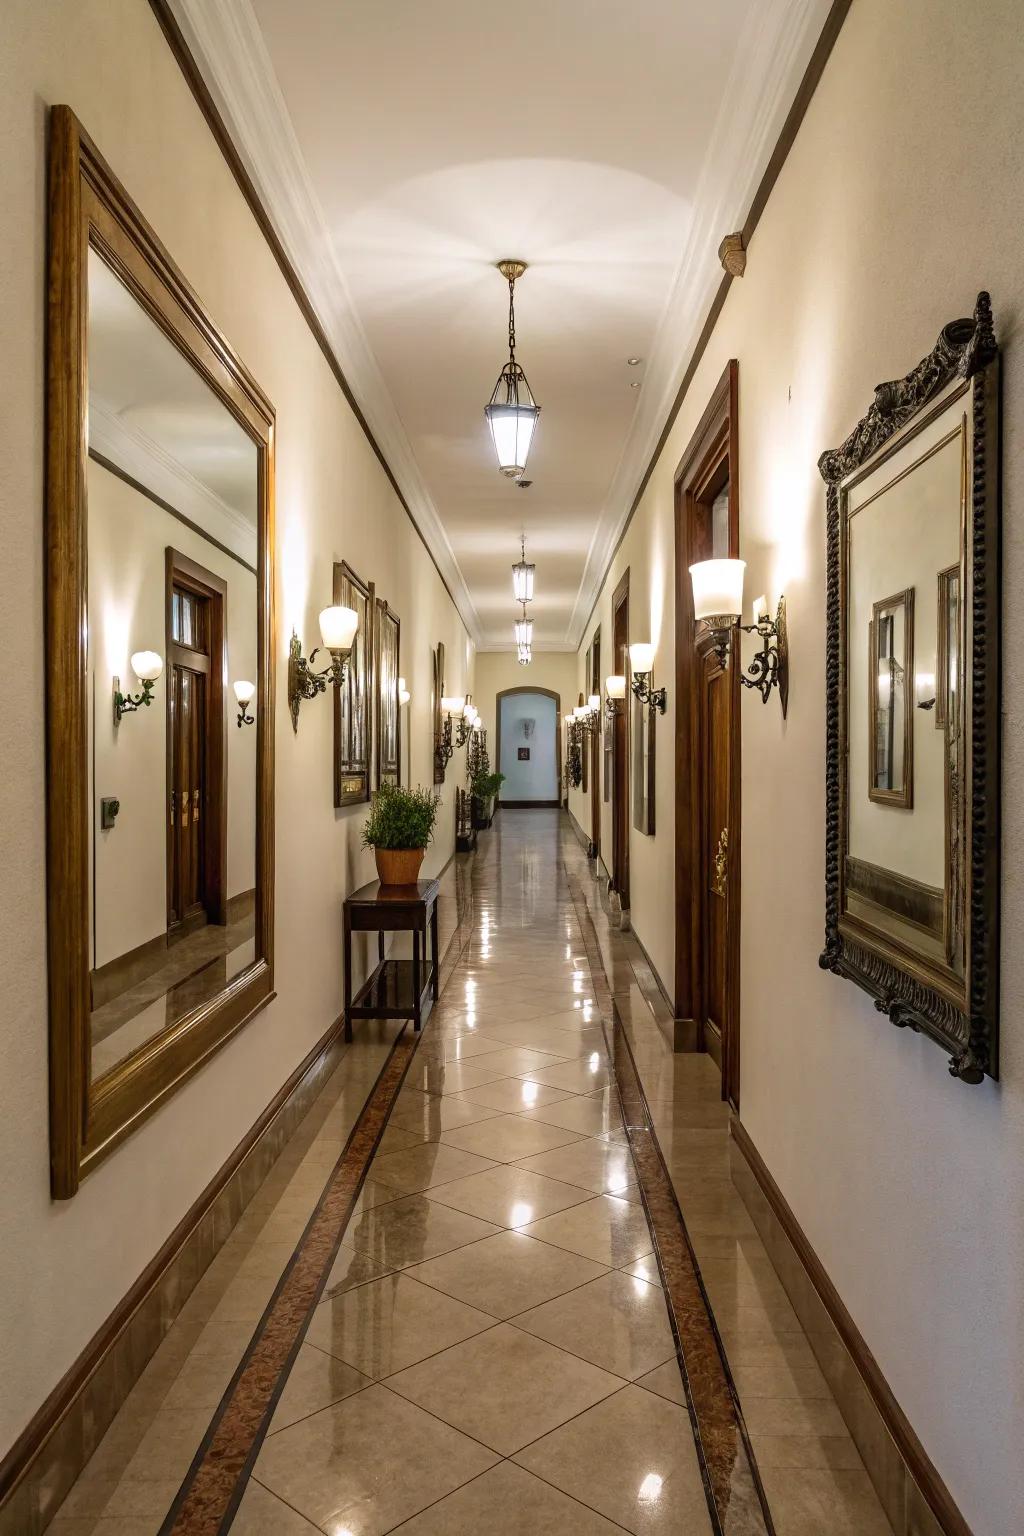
left=470, top=1019, right=595, bottom=1055
left=344, top=1192, right=501, bottom=1269
left=520, top=1094, right=625, bottom=1137
left=402, top=1058, right=510, bottom=1096
left=452, top=1076, right=574, bottom=1113
left=440, top=1112, right=588, bottom=1162
left=424, top=1162, right=594, bottom=1227
left=389, top=1092, right=504, bottom=1137
left=405, top=1229, right=607, bottom=1318
left=636, top=1358, right=686, bottom=1405
left=757, top=1466, right=892, bottom=1534
left=622, top=1252, right=662, bottom=1286
left=375, top=1123, right=426, bottom=1155
left=522, top=1194, right=653, bottom=1266
left=369, top=1141, right=497, bottom=1195
left=323, top=1233, right=396, bottom=1295
left=514, top=1270, right=676, bottom=1379
left=388, top=1459, right=625, bottom=1534
left=268, top=1342, right=369, bottom=1433
left=524, top=1057, right=615, bottom=1093
left=453, top=1046, right=575, bottom=1080
left=305, top=1272, right=494, bottom=1378
left=254, top=1383, right=499, bottom=1536
left=387, top=1323, right=623, bottom=1455
left=741, top=1395, right=849, bottom=1437
left=514, top=1383, right=713, bottom=1535
left=516, top=1137, right=638, bottom=1197
left=233, top=1479, right=324, bottom=1533
left=732, top=1361, right=831, bottom=1401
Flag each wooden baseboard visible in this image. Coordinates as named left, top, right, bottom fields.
left=730, top=1119, right=970, bottom=1536
left=0, top=1016, right=348, bottom=1530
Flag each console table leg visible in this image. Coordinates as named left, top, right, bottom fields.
left=412, top=926, right=421, bottom=1031
left=431, top=902, right=439, bottom=1001
left=343, top=913, right=353, bottom=1043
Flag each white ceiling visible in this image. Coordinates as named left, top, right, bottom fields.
left=169, top=0, right=832, bottom=648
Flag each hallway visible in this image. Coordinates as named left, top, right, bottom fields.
left=52, top=812, right=890, bottom=1535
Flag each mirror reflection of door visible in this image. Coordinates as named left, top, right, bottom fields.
left=167, top=559, right=227, bottom=941
left=611, top=573, right=630, bottom=908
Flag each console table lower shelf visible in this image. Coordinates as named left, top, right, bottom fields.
left=347, top=957, right=436, bottom=1032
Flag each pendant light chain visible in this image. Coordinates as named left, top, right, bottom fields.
left=508, top=274, right=517, bottom=367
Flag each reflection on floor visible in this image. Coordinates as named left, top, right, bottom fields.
left=90, top=903, right=256, bottom=1081
left=52, top=813, right=892, bottom=1535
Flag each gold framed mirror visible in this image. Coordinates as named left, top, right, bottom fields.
left=819, top=294, right=999, bottom=1084
left=46, top=107, right=276, bottom=1195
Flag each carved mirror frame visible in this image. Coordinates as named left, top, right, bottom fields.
left=46, top=107, right=276, bottom=1194
left=332, top=561, right=374, bottom=806
left=818, top=294, right=999, bottom=1084
left=375, top=598, right=401, bottom=788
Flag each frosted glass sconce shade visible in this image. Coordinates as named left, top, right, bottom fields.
left=689, top=558, right=745, bottom=622
left=131, top=650, right=163, bottom=682
left=113, top=650, right=163, bottom=724
left=319, top=605, right=358, bottom=652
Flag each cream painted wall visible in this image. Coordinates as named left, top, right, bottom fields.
left=0, top=0, right=471, bottom=1461
left=88, top=461, right=259, bottom=968
left=575, top=2, right=1024, bottom=1529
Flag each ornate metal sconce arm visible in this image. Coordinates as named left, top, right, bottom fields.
left=113, top=677, right=156, bottom=725
left=455, top=719, right=472, bottom=748
left=288, top=633, right=351, bottom=732
left=736, top=598, right=789, bottom=716
left=434, top=716, right=454, bottom=778
left=604, top=696, right=621, bottom=720
left=236, top=702, right=255, bottom=729
left=629, top=674, right=667, bottom=714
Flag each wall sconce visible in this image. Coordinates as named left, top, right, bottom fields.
left=604, top=674, right=626, bottom=718
left=914, top=672, right=936, bottom=711
left=233, top=679, right=255, bottom=728
left=628, top=643, right=666, bottom=713
left=398, top=676, right=411, bottom=708
left=436, top=695, right=464, bottom=771
left=288, top=605, right=358, bottom=732
left=113, top=650, right=163, bottom=726
left=689, top=559, right=789, bottom=717
left=574, top=699, right=600, bottom=735
left=456, top=695, right=478, bottom=748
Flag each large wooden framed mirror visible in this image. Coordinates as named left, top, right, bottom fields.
left=46, top=107, right=276, bottom=1195
left=819, top=295, right=999, bottom=1084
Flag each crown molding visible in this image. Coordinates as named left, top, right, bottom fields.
left=164, top=0, right=484, bottom=646
left=89, top=396, right=259, bottom=565
left=565, top=0, right=835, bottom=648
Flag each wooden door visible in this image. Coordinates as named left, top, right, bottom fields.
left=168, top=581, right=211, bottom=938
left=700, top=645, right=735, bottom=1090
left=611, top=572, right=630, bottom=907
left=169, top=659, right=207, bottom=933
left=590, top=630, right=601, bottom=857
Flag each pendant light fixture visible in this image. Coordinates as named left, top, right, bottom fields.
left=485, top=261, right=540, bottom=478
left=513, top=602, right=533, bottom=651
left=512, top=533, right=535, bottom=603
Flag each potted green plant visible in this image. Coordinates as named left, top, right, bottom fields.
left=362, top=782, right=440, bottom=886
left=471, top=769, right=505, bottom=828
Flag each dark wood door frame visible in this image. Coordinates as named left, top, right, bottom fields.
left=611, top=570, right=630, bottom=909
left=589, top=628, right=601, bottom=858
left=673, top=361, right=742, bottom=1100
left=494, top=686, right=562, bottom=806
left=165, top=547, right=228, bottom=934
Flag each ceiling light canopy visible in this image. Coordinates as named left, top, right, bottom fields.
left=484, top=261, right=540, bottom=479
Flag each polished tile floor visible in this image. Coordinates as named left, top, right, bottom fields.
left=52, top=810, right=892, bottom=1535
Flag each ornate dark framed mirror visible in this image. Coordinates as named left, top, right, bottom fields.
left=819, top=294, right=1000, bottom=1084
left=46, top=107, right=276, bottom=1195
left=332, top=561, right=374, bottom=806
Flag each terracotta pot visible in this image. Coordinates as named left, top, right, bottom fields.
left=374, top=846, right=425, bottom=887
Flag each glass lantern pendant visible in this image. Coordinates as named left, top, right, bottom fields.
left=512, top=533, right=535, bottom=602
left=485, top=261, right=540, bottom=479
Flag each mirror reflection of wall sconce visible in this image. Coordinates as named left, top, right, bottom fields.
left=233, top=679, right=255, bottom=728
left=288, top=605, right=358, bottom=732
left=437, top=694, right=464, bottom=767
left=689, top=559, right=789, bottom=718
left=574, top=697, right=601, bottom=735
left=455, top=695, right=478, bottom=748
left=398, top=676, right=411, bottom=708
left=113, top=650, right=163, bottom=726
left=914, top=671, right=936, bottom=711
left=604, top=674, right=626, bottom=718
left=628, top=643, right=667, bottom=713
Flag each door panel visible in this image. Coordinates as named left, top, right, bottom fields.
left=169, top=664, right=207, bottom=935
left=702, top=656, right=731, bottom=1047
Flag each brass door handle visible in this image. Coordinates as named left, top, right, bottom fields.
left=712, top=826, right=729, bottom=897
left=169, top=791, right=176, bottom=828
left=192, top=788, right=200, bottom=824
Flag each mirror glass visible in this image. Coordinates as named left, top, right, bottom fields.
left=843, top=393, right=967, bottom=984
left=87, top=247, right=259, bottom=1081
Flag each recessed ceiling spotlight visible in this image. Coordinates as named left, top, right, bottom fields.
left=516, top=479, right=532, bottom=489
left=630, top=381, right=641, bottom=389
left=627, top=356, right=642, bottom=366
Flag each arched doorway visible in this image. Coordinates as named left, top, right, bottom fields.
left=495, top=687, right=562, bottom=807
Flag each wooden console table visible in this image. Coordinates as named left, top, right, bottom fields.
left=343, top=877, right=440, bottom=1041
